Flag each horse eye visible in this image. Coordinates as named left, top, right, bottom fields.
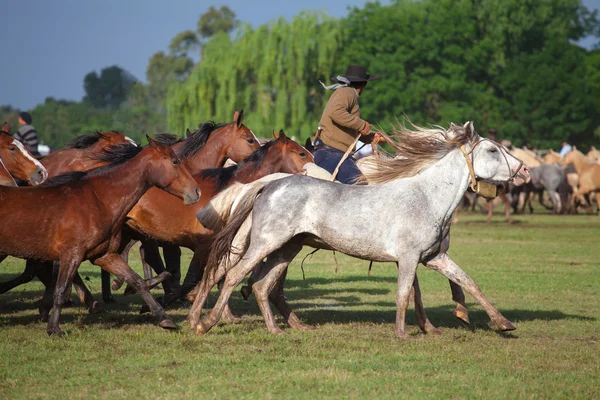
left=489, top=148, right=498, bottom=153
left=172, top=159, right=179, bottom=165
left=8, top=147, right=16, bottom=151
left=298, top=152, right=306, bottom=157
left=247, top=139, right=254, bottom=144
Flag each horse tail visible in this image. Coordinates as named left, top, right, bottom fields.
left=205, top=182, right=265, bottom=278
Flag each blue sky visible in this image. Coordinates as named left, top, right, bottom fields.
left=0, top=0, right=598, bottom=110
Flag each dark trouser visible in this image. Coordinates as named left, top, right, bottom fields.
left=314, top=140, right=365, bottom=184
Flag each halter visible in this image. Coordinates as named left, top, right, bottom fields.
left=459, top=138, right=525, bottom=199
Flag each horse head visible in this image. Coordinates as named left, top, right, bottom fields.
left=146, top=136, right=200, bottom=205
left=271, top=129, right=314, bottom=173
left=0, top=123, right=47, bottom=185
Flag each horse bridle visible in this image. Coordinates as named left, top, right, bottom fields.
left=460, top=138, right=525, bottom=199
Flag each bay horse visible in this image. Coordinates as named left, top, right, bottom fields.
left=102, top=109, right=261, bottom=300
left=0, top=137, right=200, bottom=335
left=40, top=131, right=138, bottom=176
left=119, top=130, right=312, bottom=310
left=0, top=123, right=47, bottom=185
left=189, top=122, right=530, bottom=337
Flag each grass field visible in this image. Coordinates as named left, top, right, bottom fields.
left=1, top=211, right=598, bottom=399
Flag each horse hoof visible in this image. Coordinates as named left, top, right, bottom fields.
left=453, top=307, right=470, bottom=325
left=426, top=326, right=443, bottom=336
left=498, top=320, right=516, bottom=332
left=89, top=301, right=104, bottom=314
left=159, top=318, right=177, bottom=330
left=222, top=310, right=241, bottom=323
left=47, top=327, right=65, bottom=337
left=269, top=327, right=287, bottom=335
left=240, top=285, right=251, bottom=301
left=292, top=323, right=317, bottom=331
left=195, top=323, right=207, bottom=335
left=394, top=331, right=411, bottom=339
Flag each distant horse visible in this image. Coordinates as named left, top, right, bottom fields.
left=562, top=149, right=599, bottom=212
left=0, top=123, right=47, bottom=185
left=189, top=122, right=530, bottom=336
left=122, top=131, right=312, bottom=311
left=0, top=138, right=200, bottom=335
left=40, top=131, right=137, bottom=176
left=103, top=110, right=261, bottom=301
left=586, top=146, right=600, bottom=162
left=515, top=164, right=568, bottom=214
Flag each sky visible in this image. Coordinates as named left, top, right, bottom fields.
left=0, top=0, right=598, bottom=111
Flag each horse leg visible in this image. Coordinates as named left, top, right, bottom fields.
left=486, top=198, right=493, bottom=224
left=196, top=242, right=281, bottom=335
left=93, top=253, right=176, bottom=330
left=104, top=237, right=137, bottom=301
left=0, top=258, right=38, bottom=294
left=39, top=261, right=57, bottom=322
left=501, top=193, right=512, bottom=223
left=72, top=273, right=103, bottom=314
left=124, top=240, right=169, bottom=296
left=394, top=256, right=419, bottom=338
left=47, top=254, right=84, bottom=336
left=252, top=243, right=303, bottom=334
left=411, top=275, right=441, bottom=335
left=426, top=253, right=515, bottom=331
left=448, top=280, right=469, bottom=324
left=162, top=244, right=182, bottom=293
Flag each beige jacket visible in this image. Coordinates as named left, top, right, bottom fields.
left=318, top=86, right=373, bottom=152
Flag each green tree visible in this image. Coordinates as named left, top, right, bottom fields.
left=84, top=65, right=138, bottom=109
left=197, top=5, right=238, bottom=40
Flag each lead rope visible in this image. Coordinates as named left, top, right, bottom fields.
left=460, top=145, right=478, bottom=191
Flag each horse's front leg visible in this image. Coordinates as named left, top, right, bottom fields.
left=48, top=255, right=84, bottom=336
left=426, top=253, right=515, bottom=332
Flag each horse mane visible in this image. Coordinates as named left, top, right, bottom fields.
left=68, top=132, right=113, bottom=149
left=358, top=122, right=477, bottom=185
left=198, top=139, right=276, bottom=191
left=94, top=143, right=144, bottom=165
left=39, top=171, right=88, bottom=187
left=179, top=121, right=227, bottom=159
left=154, top=133, right=183, bottom=146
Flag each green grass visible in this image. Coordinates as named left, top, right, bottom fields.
left=1, top=211, right=599, bottom=399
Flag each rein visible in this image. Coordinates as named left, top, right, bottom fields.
left=460, top=139, right=524, bottom=199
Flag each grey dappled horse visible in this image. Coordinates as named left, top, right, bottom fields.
left=190, top=122, right=530, bottom=337
left=514, top=164, right=569, bottom=214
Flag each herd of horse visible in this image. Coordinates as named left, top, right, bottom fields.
left=0, top=112, right=590, bottom=338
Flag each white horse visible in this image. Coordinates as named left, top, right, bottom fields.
left=189, top=122, right=530, bottom=337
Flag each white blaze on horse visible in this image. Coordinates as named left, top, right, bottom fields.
left=188, top=121, right=530, bottom=337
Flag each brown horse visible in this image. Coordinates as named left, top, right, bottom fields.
left=0, top=137, right=200, bottom=335
left=101, top=110, right=261, bottom=300
left=40, top=131, right=137, bottom=176
left=121, top=131, right=312, bottom=307
left=0, top=123, right=47, bottom=185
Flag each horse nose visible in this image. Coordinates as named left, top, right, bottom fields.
left=195, top=188, right=201, bottom=200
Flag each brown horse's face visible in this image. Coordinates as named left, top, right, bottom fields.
left=273, top=131, right=314, bottom=173
left=146, top=137, right=200, bottom=205
left=98, top=131, right=138, bottom=148
left=0, top=126, right=48, bottom=185
left=223, top=110, right=261, bottom=162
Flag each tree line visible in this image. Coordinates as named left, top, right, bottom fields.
left=2, top=1, right=599, bottom=150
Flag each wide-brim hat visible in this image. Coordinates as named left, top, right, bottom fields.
left=331, top=65, right=380, bottom=83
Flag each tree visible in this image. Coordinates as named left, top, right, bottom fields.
left=84, top=65, right=138, bottom=109
left=197, top=6, right=238, bottom=40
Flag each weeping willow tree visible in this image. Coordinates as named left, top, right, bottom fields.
left=167, top=11, right=345, bottom=140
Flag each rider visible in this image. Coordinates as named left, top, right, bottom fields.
left=314, top=65, right=384, bottom=184
left=13, top=112, right=41, bottom=157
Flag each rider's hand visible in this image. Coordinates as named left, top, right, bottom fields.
left=372, top=132, right=385, bottom=145
left=360, top=122, right=371, bottom=134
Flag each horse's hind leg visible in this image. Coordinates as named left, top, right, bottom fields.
left=0, top=259, right=38, bottom=294
left=394, top=255, right=420, bottom=338
left=426, top=253, right=515, bottom=332
left=412, top=275, right=441, bottom=335
left=162, top=244, right=182, bottom=293
left=93, top=253, right=175, bottom=330
left=448, top=281, right=469, bottom=324
left=252, top=243, right=304, bottom=334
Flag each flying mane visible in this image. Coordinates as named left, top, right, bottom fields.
left=68, top=132, right=115, bottom=149
left=198, top=138, right=277, bottom=191
left=358, top=122, right=477, bottom=185
left=178, top=121, right=227, bottom=159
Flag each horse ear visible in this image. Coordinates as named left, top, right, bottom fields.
left=234, top=109, right=244, bottom=128
left=278, top=129, right=287, bottom=142
left=273, top=130, right=279, bottom=139
left=1, top=122, right=9, bottom=133
left=147, top=135, right=159, bottom=150
left=185, top=128, right=192, bottom=138
left=304, top=138, right=312, bottom=148
left=463, top=121, right=474, bottom=134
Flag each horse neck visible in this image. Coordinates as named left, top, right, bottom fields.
left=399, top=149, right=470, bottom=222
left=90, top=150, right=155, bottom=225
left=183, top=131, right=230, bottom=173
left=233, top=151, right=284, bottom=184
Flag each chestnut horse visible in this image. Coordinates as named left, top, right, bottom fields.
left=41, top=131, right=138, bottom=176
left=120, top=131, right=312, bottom=308
left=101, top=110, right=261, bottom=300
left=0, top=138, right=200, bottom=335
left=0, top=123, right=47, bottom=185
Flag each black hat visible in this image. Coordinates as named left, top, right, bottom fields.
left=332, top=65, right=380, bottom=84
left=19, top=112, right=32, bottom=125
